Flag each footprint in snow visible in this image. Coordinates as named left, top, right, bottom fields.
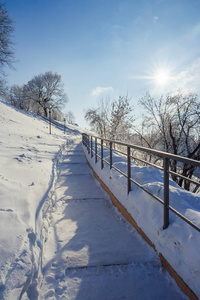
left=14, top=157, right=23, bottom=162
left=0, top=208, right=13, bottom=212
left=14, top=154, right=32, bottom=162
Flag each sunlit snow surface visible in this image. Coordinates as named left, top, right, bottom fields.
left=84, top=140, right=200, bottom=299
left=0, top=100, right=197, bottom=299
left=0, top=101, right=79, bottom=299
left=40, top=143, right=186, bottom=300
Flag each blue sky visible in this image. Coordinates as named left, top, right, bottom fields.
left=5, top=0, right=200, bottom=128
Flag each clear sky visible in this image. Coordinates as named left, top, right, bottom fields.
left=4, top=0, right=200, bottom=128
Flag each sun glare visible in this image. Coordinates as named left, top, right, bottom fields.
left=153, top=69, right=171, bottom=86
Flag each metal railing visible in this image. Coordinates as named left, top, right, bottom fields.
left=82, top=133, right=200, bottom=232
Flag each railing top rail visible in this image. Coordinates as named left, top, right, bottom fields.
left=83, top=133, right=200, bottom=168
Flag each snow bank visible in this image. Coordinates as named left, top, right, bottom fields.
left=83, top=145, right=200, bottom=298
left=0, top=101, right=81, bottom=299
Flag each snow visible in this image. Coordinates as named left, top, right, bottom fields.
left=0, top=101, right=80, bottom=299
left=40, top=142, right=186, bottom=299
left=0, top=100, right=196, bottom=299
left=83, top=143, right=200, bottom=298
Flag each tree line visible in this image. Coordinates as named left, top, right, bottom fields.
left=137, top=92, right=200, bottom=192
left=85, top=92, right=200, bottom=193
left=5, top=71, right=75, bottom=123
left=0, top=3, right=74, bottom=124
left=7, top=71, right=68, bottom=120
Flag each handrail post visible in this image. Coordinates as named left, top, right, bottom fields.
left=84, top=134, right=86, bottom=147
left=91, top=136, right=93, bottom=158
left=88, top=135, right=90, bottom=154
left=95, top=137, right=97, bottom=163
left=163, top=157, right=169, bottom=229
left=101, top=139, right=104, bottom=169
left=127, top=146, right=131, bottom=194
left=110, top=142, right=112, bottom=169
left=86, top=135, right=88, bottom=152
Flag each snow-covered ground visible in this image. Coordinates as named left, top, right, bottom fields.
left=0, top=101, right=81, bottom=299
left=40, top=142, right=186, bottom=300
left=0, top=100, right=198, bottom=299
left=83, top=141, right=200, bottom=298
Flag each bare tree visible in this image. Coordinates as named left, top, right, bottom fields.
left=138, top=92, right=200, bottom=191
left=65, top=111, right=75, bottom=124
left=24, top=71, right=68, bottom=117
left=85, top=97, right=109, bottom=137
left=85, top=108, right=107, bottom=137
left=0, top=77, right=8, bottom=99
left=0, top=3, right=14, bottom=97
left=8, top=85, right=28, bottom=110
left=85, top=95, right=134, bottom=141
left=0, top=3, right=14, bottom=73
left=109, top=96, right=134, bottom=141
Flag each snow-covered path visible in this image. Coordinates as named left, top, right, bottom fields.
left=40, top=140, right=187, bottom=300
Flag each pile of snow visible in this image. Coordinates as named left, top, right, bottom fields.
left=0, top=101, right=81, bottom=299
left=83, top=144, right=200, bottom=298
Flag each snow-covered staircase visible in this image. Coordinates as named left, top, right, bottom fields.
left=40, top=141, right=187, bottom=299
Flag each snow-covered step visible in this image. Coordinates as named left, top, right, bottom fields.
left=40, top=142, right=187, bottom=299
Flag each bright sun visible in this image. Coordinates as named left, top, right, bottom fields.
left=153, top=69, right=170, bottom=86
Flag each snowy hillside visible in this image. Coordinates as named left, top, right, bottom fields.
left=0, top=101, right=82, bottom=299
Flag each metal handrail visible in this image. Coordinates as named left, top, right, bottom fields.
left=85, top=134, right=200, bottom=167
left=82, top=133, right=200, bottom=232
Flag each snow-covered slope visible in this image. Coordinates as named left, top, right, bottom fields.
left=0, top=101, right=81, bottom=299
